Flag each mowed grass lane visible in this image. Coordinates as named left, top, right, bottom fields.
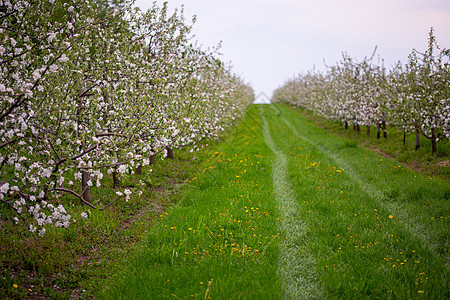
left=262, top=103, right=449, bottom=299
left=99, top=104, right=449, bottom=299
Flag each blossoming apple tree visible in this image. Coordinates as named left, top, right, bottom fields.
left=0, top=0, right=254, bottom=236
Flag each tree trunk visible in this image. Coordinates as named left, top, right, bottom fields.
left=356, top=124, right=360, bottom=133
left=150, top=154, right=156, bottom=165
left=113, top=166, right=120, bottom=189
left=166, top=148, right=174, bottom=159
left=382, top=121, right=387, bottom=139
left=367, top=125, right=370, bottom=137
left=415, top=130, right=420, bottom=150
left=82, top=171, right=91, bottom=203
left=431, top=128, right=437, bottom=155
left=136, top=164, right=142, bottom=175
left=403, top=131, right=406, bottom=146
left=377, top=123, right=381, bottom=139
left=345, top=121, right=348, bottom=130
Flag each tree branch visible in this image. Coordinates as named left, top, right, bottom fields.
left=0, top=138, right=18, bottom=149
left=51, top=187, right=97, bottom=209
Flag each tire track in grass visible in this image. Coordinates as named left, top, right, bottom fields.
left=260, top=105, right=323, bottom=299
left=276, top=104, right=448, bottom=268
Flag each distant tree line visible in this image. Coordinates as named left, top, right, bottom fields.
left=273, top=28, right=449, bottom=155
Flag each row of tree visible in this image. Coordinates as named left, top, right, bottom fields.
left=273, top=28, right=449, bottom=154
left=0, top=0, right=254, bottom=235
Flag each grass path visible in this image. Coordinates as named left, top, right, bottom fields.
left=98, top=104, right=449, bottom=299
left=260, top=105, right=323, bottom=299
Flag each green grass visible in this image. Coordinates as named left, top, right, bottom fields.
left=97, top=105, right=283, bottom=299
left=265, top=103, right=449, bottom=299
left=2, top=103, right=449, bottom=299
left=292, top=105, right=450, bottom=181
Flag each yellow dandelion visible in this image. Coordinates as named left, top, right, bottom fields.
left=13, top=284, right=18, bottom=289
left=389, top=215, right=393, bottom=219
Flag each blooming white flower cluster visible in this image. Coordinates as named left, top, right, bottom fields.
left=0, top=0, right=253, bottom=236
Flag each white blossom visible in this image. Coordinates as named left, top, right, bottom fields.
left=42, top=168, right=52, bottom=178
left=0, top=183, right=9, bottom=194
left=49, top=64, right=58, bottom=72
left=59, top=54, right=69, bottom=63
left=29, top=224, right=37, bottom=233
left=32, top=69, right=41, bottom=80
left=124, top=189, right=132, bottom=201
left=38, top=228, right=46, bottom=237
left=47, top=32, right=57, bottom=42
left=118, top=164, right=127, bottom=174
left=74, top=172, right=82, bottom=181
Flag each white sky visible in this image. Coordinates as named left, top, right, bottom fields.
left=134, top=0, right=450, bottom=97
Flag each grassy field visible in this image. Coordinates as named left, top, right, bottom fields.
left=1, top=103, right=449, bottom=299
left=98, top=104, right=448, bottom=299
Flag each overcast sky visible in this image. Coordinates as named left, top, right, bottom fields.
left=134, top=0, right=450, bottom=98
